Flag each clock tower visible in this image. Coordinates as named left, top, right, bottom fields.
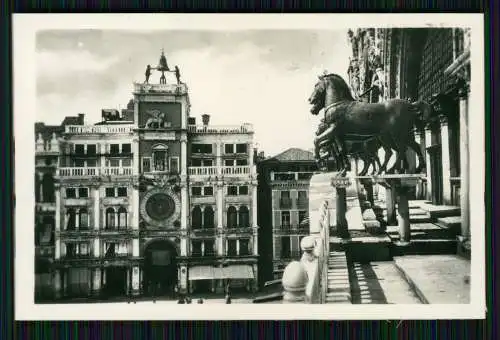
left=132, top=52, right=191, bottom=295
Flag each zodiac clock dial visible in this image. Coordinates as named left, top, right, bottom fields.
left=140, top=188, right=181, bottom=227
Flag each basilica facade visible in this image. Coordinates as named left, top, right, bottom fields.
left=346, top=27, right=472, bottom=254
left=35, top=53, right=259, bottom=302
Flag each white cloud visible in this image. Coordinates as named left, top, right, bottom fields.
left=37, top=50, right=120, bottom=78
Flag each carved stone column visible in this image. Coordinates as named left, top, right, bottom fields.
left=439, top=114, right=452, bottom=205
left=132, top=138, right=139, bottom=176
left=180, top=183, right=188, bottom=257
left=216, top=182, right=224, bottom=256
left=458, top=76, right=470, bottom=252
left=54, top=183, right=61, bottom=260
left=331, top=176, right=351, bottom=238
left=385, top=186, right=397, bottom=226
left=424, top=124, right=433, bottom=201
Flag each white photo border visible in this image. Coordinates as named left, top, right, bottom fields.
left=14, top=13, right=486, bottom=320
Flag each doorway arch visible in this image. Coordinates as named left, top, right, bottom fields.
left=143, top=239, right=178, bottom=297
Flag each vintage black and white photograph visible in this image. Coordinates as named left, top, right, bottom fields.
left=15, top=14, right=485, bottom=320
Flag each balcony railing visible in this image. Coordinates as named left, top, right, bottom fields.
left=280, top=251, right=302, bottom=260
left=134, top=82, right=188, bottom=95
left=188, top=166, right=218, bottom=176
left=297, top=198, right=308, bottom=209
left=188, top=166, right=252, bottom=177
left=57, top=167, right=134, bottom=177
left=221, top=166, right=250, bottom=176
left=102, top=167, right=133, bottom=176
left=188, top=124, right=253, bottom=134
left=280, top=198, right=292, bottom=209
left=64, top=125, right=134, bottom=134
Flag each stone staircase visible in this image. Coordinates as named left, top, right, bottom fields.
left=325, top=251, right=351, bottom=304
left=378, top=200, right=462, bottom=256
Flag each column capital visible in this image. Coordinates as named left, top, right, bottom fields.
left=456, top=75, right=470, bottom=99
left=439, top=114, right=449, bottom=126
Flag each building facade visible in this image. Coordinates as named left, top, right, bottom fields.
left=257, top=148, right=318, bottom=281
left=36, top=53, right=259, bottom=301
left=346, top=27, right=471, bottom=250
left=34, top=115, right=84, bottom=301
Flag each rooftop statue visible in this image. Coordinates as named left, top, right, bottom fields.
left=308, top=73, right=434, bottom=175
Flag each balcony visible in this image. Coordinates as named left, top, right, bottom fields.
left=188, top=166, right=253, bottom=178
left=134, top=82, right=188, bottom=95
left=191, top=227, right=217, bottom=237
left=64, top=125, right=134, bottom=134
left=280, top=198, right=292, bottom=209
left=279, top=251, right=302, bottom=261
left=221, top=166, right=251, bottom=176
left=225, top=226, right=253, bottom=234
left=275, top=225, right=309, bottom=234
left=188, top=124, right=253, bottom=134
left=188, top=166, right=218, bottom=176
left=296, top=198, right=308, bottom=209
left=102, top=167, right=133, bottom=176
left=57, top=167, right=134, bottom=178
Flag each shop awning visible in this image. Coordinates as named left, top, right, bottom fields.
left=189, top=266, right=215, bottom=280
left=222, top=265, right=255, bottom=280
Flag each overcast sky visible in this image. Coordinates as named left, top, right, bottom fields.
left=36, top=29, right=351, bottom=157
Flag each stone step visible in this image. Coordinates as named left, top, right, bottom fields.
left=391, top=239, right=457, bottom=256
left=419, top=204, right=461, bottom=219
left=386, top=223, right=456, bottom=240
left=435, top=216, right=462, bottom=235
left=325, top=251, right=351, bottom=304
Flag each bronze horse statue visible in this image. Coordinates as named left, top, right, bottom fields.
left=308, top=73, right=432, bottom=175
left=316, top=119, right=387, bottom=175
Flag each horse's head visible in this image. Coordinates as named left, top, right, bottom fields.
left=308, top=76, right=327, bottom=116
left=308, top=73, right=355, bottom=115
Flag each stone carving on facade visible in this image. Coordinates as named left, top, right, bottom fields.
left=144, top=109, right=170, bottom=129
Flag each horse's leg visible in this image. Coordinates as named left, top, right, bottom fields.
left=377, top=136, right=395, bottom=174
left=407, top=138, right=426, bottom=173
left=359, top=153, right=370, bottom=176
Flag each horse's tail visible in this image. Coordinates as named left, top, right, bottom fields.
left=410, top=100, right=434, bottom=127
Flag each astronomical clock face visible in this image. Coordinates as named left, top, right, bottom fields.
left=140, top=187, right=181, bottom=228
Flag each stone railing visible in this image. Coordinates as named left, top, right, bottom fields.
left=64, top=125, right=134, bottom=134
left=187, top=124, right=254, bottom=134
left=188, top=166, right=254, bottom=177
left=57, top=167, right=134, bottom=177
left=282, top=200, right=329, bottom=304
left=133, top=82, right=188, bottom=95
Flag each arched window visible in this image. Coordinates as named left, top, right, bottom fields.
left=106, top=207, right=115, bottom=229
left=191, top=206, right=202, bottom=229
left=238, top=206, right=250, bottom=227
left=78, top=208, right=89, bottom=230
left=42, top=173, right=55, bottom=203
left=118, top=207, right=128, bottom=229
left=204, top=206, right=214, bottom=228
left=227, top=206, right=237, bottom=228
left=152, top=144, right=168, bottom=172
left=66, top=208, right=76, bottom=230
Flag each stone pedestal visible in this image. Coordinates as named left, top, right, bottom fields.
left=396, top=186, right=411, bottom=244
left=440, top=115, right=452, bottom=205
left=458, top=81, right=470, bottom=247
left=331, top=176, right=351, bottom=239
left=385, top=186, right=397, bottom=226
